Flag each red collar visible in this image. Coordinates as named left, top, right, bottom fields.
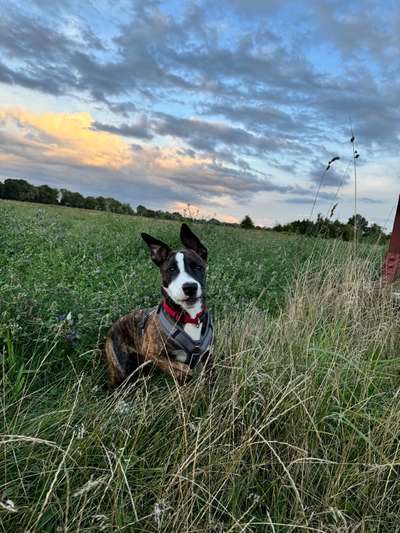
left=162, top=300, right=206, bottom=326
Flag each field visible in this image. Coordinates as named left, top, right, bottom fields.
left=1, top=200, right=399, bottom=532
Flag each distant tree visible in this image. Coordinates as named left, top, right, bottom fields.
left=136, top=204, right=148, bottom=217
left=121, top=203, right=134, bottom=215
left=94, top=196, right=107, bottom=211
left=347, top=214, right=368, bottom=237
left=0, top=177, right=240, bottom=226
left=60, top=189, right=86, bottom=208
left=342, top=224, right=352, bottom=241
left=36, top=184, right=59, bottom=204
left=240, top=215, right=255, bottom=229
left=1, top=179, right=36, bottom=201
left=364, top=222, right=386, bottom=242
left=103, top=197, right=121, bottom=213
left=84, top=196, right=97, bottom=210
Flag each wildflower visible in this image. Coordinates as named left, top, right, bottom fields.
left=57, top=311, right=73, bottom=322
left=188, top=422, right=198, bottom=433
left=73, top=423, right=86, bottom=439
left=153, top=499, right=171, bottom=529
left=0, top=492, right=17, bottom=513
left=248, top=492, right=261, bottom=503
left=115, top=400, right=130, bottom=415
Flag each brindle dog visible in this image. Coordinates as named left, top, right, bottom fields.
left=104, top=224, right=212, bottom=388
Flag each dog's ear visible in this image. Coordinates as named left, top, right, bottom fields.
left=141, top=233, right=171, bottom=266
left=180, top=223, right=208, bottom=262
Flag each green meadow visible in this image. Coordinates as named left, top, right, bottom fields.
left=1, top=199, right=399, bottom=532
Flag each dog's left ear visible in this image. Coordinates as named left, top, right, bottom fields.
left=180, top=223, right=208, bottom=262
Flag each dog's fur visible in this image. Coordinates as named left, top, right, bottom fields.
left=104, top=224, right=211, bottom=388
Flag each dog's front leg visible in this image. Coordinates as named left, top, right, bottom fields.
left=152, top=356, right=193, bottom=385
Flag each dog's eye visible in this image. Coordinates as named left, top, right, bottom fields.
left=193, top=264, right=203, bottom=271
left=168, top=265, right=177, bottom=273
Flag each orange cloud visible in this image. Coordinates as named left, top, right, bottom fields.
left=0, top=107, right=133, bottom=169
left=0, top=106, right=217, bottom=177
left=0, top=106, right=246, bottom=225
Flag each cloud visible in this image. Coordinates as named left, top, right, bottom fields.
left=0, top=107, right=133, bottom=168
left=0, top=0, right=398, bottom=224
left=92, top=117, right=154, bottom=140
left=1, top=0, right=399, bottom=155
left=358, top=197, right=384, bottom=205
left=285, top=197, right=321, bottom=205
left=0, top=105, right=327, bottom=211
left=0, top=106, right=284, bottom=203
left=151, top=112, right=308, bottom=157
left=204, top=103, right=299, bottom=133
left=309, top=165, right=350, bottom=187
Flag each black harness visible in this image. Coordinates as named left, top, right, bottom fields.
left=138, top=302, right=214, bottom=369
left=157, top=303, right=213, bottom=368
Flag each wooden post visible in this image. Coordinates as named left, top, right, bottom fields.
left=382, top=195, right=400, bottom=284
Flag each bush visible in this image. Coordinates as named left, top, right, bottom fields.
left=240, top=215, right=255, bottom=229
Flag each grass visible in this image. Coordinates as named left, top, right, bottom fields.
left=1, top=199, right=399, bottom=531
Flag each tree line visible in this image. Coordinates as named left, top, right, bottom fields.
left=0, top=178, right=231, bottom=225
left=273, top=213, right=388, bottom=242
left=0, top=178, right=136, bottom=215
left=0, top=178, right=389, bottom=242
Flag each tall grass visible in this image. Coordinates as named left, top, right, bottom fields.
left=1, top=247, right=399, bottom=531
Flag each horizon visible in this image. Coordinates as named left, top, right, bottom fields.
left=0, top=176, right=393, bottom=232
left=0, top=0, right=399, bottom=229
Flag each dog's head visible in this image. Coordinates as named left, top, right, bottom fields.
left=141, top=224, right=208, bottom=310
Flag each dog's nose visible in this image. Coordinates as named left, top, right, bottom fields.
left=182, top=282, right=198, bottom=297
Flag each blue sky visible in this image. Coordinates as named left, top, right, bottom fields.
left=0, top=0, right=398, bottom=226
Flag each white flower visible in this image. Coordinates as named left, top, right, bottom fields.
left=248, top=492, right=261, bottom=503
left=188, top=422, right=198, bottom=433
left=74, top=423, right=85, bottom=439
left=115, top=400, right=130, bottom=415
left=153, top=499, right=171, bottom=529
left=0, top=496, right=17, bottom=513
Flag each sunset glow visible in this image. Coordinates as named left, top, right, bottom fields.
left=0, top=1, right=398, bottom=225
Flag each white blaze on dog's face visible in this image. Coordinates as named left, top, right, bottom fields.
left=164, top=251, right=203, bottom=310
left=141, top=224, right=208, bottom=314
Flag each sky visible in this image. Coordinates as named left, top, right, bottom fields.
left=0, top=0, right=399, bottom=227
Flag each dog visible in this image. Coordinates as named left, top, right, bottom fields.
left=104, top=223, right=213, bottom=388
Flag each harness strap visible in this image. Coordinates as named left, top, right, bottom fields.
left=157, top=302, right=214, bottom=368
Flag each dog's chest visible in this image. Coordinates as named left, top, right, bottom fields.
left=170, top=323, right=201, bottom=362
left=183, top=322, right=201, bottom=341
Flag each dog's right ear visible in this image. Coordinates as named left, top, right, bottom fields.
left=141, top=233, right=171, bottom=266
